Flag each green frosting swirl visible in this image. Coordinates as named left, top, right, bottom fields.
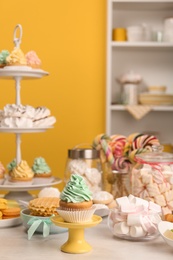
left=32, top=157, right=51, bottom=174
left=0, top=50, right=9, bottom=64
left=7, top=159, right=17, bottom=171
left=60, top=174, right=92, bottom=203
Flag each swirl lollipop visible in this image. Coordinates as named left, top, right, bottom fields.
left=109, top=135, right=127, bottom=157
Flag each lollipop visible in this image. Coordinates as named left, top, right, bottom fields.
left=109, top=135, right=127, bottom=157
left=112, top=156, right=131, bottom=172
left=92, top=133, right=110, bottom=150
left=128, top=133, right=160, bottom=164
left=93, top=134, right=111, bottom=163
left=100, top=139, right=115, bottom=165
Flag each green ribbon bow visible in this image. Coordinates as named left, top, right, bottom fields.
left=27, top=217, right=52, bottom=240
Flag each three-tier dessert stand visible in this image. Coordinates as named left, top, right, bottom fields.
left=0, top=24, right=61, bottom=200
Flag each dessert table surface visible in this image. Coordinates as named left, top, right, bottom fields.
left=1, top=217, right=173, bottom=260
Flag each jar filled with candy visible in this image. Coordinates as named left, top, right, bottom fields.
left=131, top=145, right=173, bottom=217
left=107, top=194, right=161, bottom=241
left=64, top=144, right=102, bottom=193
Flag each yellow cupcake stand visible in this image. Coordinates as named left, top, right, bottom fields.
left=51, top=215, right=102, bottom=254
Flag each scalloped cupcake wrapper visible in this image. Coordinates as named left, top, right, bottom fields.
left=57, top=206, right=97, bottom=223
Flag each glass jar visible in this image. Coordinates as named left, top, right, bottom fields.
left=102, top=162, right=131, bottom=198
left=131, top=145, right=173, bottom=216
left=64, top=144, right=102, bottom=193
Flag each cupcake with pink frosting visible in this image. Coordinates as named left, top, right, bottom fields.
left=0, top=161, right=5, bottom=184
left=25, top=50, right=41, bottom=69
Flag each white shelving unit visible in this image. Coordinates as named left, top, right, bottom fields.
left=106, top=0, right=173, bottom=142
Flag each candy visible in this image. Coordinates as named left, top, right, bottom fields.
left=130, top=225, right=147, bottom=238
left=113, top=222, right=129, bottom=235
left=108, top=195, right=161, bottom=238
left=109, top=135, right=127, bottom=157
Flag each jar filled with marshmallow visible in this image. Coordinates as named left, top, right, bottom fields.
left=64, top=144, right=102, bottom=193
left=107, top=194, right=161, bottom=241
left=131, top=145, right=173, bottom=217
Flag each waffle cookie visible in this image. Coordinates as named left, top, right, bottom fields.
left=29, top=197, right=59, bottom=216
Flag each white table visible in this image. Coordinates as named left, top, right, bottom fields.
left=1, top=217, right=173, bottom=260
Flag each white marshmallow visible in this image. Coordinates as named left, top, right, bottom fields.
left=116, top=196, right=130, bottom=208
left=127, top=213, right=141, bottom=226
left=130, top=225, right=146, bottom=238
left=113, top=222, right=129, bottom=235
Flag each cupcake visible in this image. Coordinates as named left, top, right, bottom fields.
left=57, top=174, right=95, bottom=223
left=25, top=50, right=41, bottom=69
left=0, top=162, right=5, bottom=184
left=9, top=160, right=34, bottom=185
left=6, top=47, right=27, bottom=66
left=0, top=50, right=9, bottom=68
left=32, top=157, right=53, bottom=184
left=7, top=159, right=17, bottom=176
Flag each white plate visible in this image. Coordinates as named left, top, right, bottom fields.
left=158, top=221, right=173, bottom=248
left=0, top=127, right=53, bottom=133
left=3, top=66, right=32, bottom=71
left=95, top=208, right=109, bottom=217
left=0, top=216, right=22, bottom=228
left=0, top=177, right=62, bottom=191
left=0, top=67, right=48, bottom=79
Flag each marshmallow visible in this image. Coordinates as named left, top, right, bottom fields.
left=147, top=183, right=160, bottom=197
left=148, top=201, right=161, bottom=213
left=158, top=182, right=170, bottom=193
left=141, top=215, right=157, bottom=234
left=141, top=172, right=153, bottom=185
left=167, top=200, right=173, bottom=210
left=116, top=196, right=130, bottom=208
left=127, top=213, right=141, bottom=226
left=109, top=195, right=161, bottom=239
left=130, top=225, right=146, bottom=238
left=113, top=222, right=129, bottom=235
left=164, top=190, right=173, bottom=202
left=162, top=206, right=172, bottom=215
left=154, top=194, right=166, bottom=207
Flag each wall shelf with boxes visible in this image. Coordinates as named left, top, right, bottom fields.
left=106, top=0, right=173, bottom=144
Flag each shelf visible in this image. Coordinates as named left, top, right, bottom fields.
left=110, top=104, right=173, bottom=111
left=111, top=42, right=173, bottom=48
left=112, top=0, right=173, bottom=10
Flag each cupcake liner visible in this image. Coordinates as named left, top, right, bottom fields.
left=57, top=206, right=97, bottom=223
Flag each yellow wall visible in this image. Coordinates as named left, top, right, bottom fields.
left=0, top=1, right=106, bottom=192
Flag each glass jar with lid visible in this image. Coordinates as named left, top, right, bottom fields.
left=131, top=145, right=173, bottom=216
left=64, top=144, right=102, bottom=193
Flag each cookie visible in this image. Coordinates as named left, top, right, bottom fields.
left=93, top=191, right=114, bottom=205
left=107, top=199, right=117, bottom=209
left=29, top=197, right=60, bottom=216
left=2, top=207, right=21, bottom=219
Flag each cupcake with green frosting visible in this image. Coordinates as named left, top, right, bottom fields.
left=7, top=159, right=17, bottom=176
left=32, top=157, right=53, bottom=184
left=58, top=174, right=95, bottom=223
left=0, top=50, right=9, bottom=68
